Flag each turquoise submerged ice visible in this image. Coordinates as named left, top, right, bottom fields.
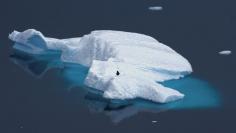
left=9, top=29, right=193, bottom=103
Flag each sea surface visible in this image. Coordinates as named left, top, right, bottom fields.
left=0, top=0, right=235, bottom=133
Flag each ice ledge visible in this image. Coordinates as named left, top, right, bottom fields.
left=9, top=29, right=43, bottom=44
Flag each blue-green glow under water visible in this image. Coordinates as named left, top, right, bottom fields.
left=161, top=76, right=221, bottom=109
left=10, top=51, right=222, bottom=115
left=62, top=61, right=222, bottom=110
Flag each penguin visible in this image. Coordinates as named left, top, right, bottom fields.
left=116, top=70, right=120, bottom=76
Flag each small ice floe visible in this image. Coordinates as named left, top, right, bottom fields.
left=152, top=120, right=158, bottom=123
left=218, top=50, right=232, bottom=55
left=148, top=6, right=163, bottom=11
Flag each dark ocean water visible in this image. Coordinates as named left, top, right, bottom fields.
left=0, top=0, right=236, bottom=133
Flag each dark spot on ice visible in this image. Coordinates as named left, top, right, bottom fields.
left=116, top=71, right=120, bottom=76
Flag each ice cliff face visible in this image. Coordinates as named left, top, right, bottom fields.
left=9, top=29, right=192, bottom=103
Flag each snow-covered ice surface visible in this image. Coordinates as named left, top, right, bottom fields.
left=9, top=29, right=193, bottom=103
left=218, top=50, right=232, bottom=55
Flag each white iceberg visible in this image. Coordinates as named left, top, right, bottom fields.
left=9, top=29, right=192, bottom=103
left=219, top=50, right=232, bottom=55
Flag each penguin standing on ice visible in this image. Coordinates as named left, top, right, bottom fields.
left=116, top=70, right=120, bottom=76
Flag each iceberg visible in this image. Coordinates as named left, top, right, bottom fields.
left=9, top=29, right=192, bottom=103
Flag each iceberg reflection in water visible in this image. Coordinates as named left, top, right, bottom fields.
left=10, top=51, right=221, bottom=123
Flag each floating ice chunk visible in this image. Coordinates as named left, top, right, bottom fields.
left=219, top=50, right=231, bottom=55
left=148, top=6, right=163, bottom=11
left=9, top=29, right=192, bottom=103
